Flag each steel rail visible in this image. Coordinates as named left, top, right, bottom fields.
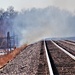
left=62, top=40, right=75, bottom=46
left=51, top=40, right=75, bottom=60
left=44, top=40, right=54, bottom=75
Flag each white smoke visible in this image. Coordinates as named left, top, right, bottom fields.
left=12, top=6, right=75, bottom=45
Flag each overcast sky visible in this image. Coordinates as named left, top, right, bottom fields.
left=0, top=0, right=75, bottom=13
left=0, top=0, right=52, bottom=10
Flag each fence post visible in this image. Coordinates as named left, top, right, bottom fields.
left=7, top=32, right=11, bottom=51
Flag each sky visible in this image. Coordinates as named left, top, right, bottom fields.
left=0, top=0, right=75, bottom=13
left=0, top=0, right=52, bottom=11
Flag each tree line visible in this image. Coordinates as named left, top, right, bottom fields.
left=0, top=6, right=18, bottom=36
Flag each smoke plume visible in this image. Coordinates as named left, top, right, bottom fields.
left=12, top=6, right=75, bottom=45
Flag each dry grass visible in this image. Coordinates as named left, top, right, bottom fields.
left=0, top=44, right=27, bottom=69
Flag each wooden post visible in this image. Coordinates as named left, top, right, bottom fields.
left=7, top=32, right=11, bottom=51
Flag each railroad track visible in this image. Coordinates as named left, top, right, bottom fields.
left=64, top=40, right=75, bottom=46
left=54, top=40, right=75, bottom=55
left=0, top=40, right=75, bottom=75
left=36, top=41, right=49, bottom=75
left=44, top=40, right=75, bottom=75
left=65, top=40, right=75, bottom=44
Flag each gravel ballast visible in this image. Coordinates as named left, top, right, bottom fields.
left=0, top=41, right=42, bottom=75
